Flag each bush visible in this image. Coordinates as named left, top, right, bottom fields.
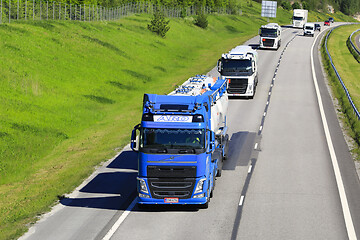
left=147, top=10, right=170, bottom=38
left=194, top=13, right=208, bottom=29
left=301, top=1, right=310, bottom=10
left=180, top=8, right=187, bottom=18
left=281, top=1, right=292, bottom=10
left=292, top=1, right=301, bottom=9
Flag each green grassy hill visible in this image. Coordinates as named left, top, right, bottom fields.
left=0, top=3, right=356, bottom=239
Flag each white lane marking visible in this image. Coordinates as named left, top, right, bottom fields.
left=102, top=198, right=137, bottom=240
left=248, top=165, right=253, bottom=173
left=254, top=143, right=258, bottom=150
left=266, top=101, right=269, bottom=105
left=239, top=195, right=245, bottom=206
left=259, top=126, right=263, bottom=131
left=268, top=92, right=271, bottom=96
left=264, top=112, right=266, bottom=117
left=311, top=31, right=357, bottom=240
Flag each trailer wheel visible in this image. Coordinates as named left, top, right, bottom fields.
left=223, top=134, right=229, bottom=160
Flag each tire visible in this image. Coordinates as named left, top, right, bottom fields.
left=137, top=203, right=149, bottom=210
left=216, top=168, right=222, bottom=177
left=200, top=201, right=209, bottom=209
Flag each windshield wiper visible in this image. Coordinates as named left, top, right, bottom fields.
left=178, top=149, right=195, bottom=154
left=149, top=148, right=168, bottom=153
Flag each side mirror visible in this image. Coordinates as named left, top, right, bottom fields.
left=217, top=59, right=222, bottom=73
left=131, top=124, right=141, bottom=152
left=207, top=129, right=215, bottom=153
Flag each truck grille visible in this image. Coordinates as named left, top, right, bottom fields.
left=263, top=39, right=275, bottom=47
left=148, top=178, right=196, bottom=199
left=228, top=78, right=248, bottom=94
left=147, top=166, right=196, bottom=178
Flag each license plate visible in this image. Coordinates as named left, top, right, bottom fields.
left=164, top=198, right=178, bottom=203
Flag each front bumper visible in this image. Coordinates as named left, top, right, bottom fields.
left=137, top=196, right=208, bottom=205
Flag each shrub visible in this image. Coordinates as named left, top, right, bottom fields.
left=281, top=1, right=292, bottom=10
left=292, top=1, right=301, bottom=9
left=147, top=10, right=170, bottom=38
left=180, top=8, right=187, bottom=18
left=301, top=1, right=310, bottom=10
left=194, top=13, right=208, bottom=29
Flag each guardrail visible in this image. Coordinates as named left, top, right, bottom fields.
left=325, top=25, right=360, bottom=120
left=0, top=0, right=242, bottom=24
left=348, top=29, right=360, bottom=62
left=349, top=29, right=360, bottom=55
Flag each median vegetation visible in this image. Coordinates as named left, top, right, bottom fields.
left=321, top=24, right=360, bottom=159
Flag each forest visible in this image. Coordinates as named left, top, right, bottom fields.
left=35, top=0, right=359, bottom=16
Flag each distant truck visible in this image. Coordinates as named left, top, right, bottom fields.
left=259, top=23, right=282, bottom=50
left=293, top=9, right=308, bottom=28
left=131, top=75, right=229, bottom=208
left=303, top=23, right=315, bottom=37
left=217, top=45, right=258, bottom=98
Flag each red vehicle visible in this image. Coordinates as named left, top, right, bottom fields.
left=324, top=20, right=330, bottom=26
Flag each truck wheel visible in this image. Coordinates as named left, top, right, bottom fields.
left=200, top=201, right=209, bottom=209
left=216, top=156, right=223, bottom=177
left=216, top=169, right=222, bottom=177
left=223, top=134, right=229, bottom=160
left=137, top=203, right=149, bottom=210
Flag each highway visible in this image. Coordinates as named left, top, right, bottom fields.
left=20, top=23, right=360, bottom=240
left=355, top=30, right=360, bottom=51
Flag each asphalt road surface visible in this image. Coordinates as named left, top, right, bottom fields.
left=355, top=30, right=360, bottom=51
left=20, top=23, right=360, bottom=240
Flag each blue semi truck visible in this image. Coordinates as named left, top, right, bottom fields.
left=131, top=75, right=229, bottom=208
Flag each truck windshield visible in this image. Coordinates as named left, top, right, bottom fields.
left=305, top=26, right=313, bottom=30
left=221, top=59, right=253, bottom=76
left=260, top=28, right=278, bottom=37
left=293, top=16, right=303, bottom=21
left=141, top=128, right=205, bottom=150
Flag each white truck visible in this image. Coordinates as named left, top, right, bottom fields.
left=259, top=23, right=282, bottom=50
left=292, top=9, right=308, bottom=28
left=303, top=23, right=315, bottom=37
left=217, top=46, right=258, bottom=98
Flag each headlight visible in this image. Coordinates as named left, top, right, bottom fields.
left=193, top=193, right=205, bottom=198
left=137, top=178, right=149, bottom=194
left=194, top=178, right=206, bottom=194
left=139, top=193, right=150, bottom=198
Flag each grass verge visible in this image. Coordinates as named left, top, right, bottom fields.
left=321, top=24, right=360, bottom=160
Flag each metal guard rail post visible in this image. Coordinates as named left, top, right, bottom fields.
left=324, top=25, right=360, bottom=120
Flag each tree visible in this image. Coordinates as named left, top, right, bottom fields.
left=281, top=1, right=292, bottom=10
left=147, top=10, right=170, bottom=38
left=301, top=1, right=310, bottom=10
left=292, top=1, right=301, bottom=9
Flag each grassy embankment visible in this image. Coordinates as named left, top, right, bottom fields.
left=0, top=9, right=296, bottom=239
left=0, top=2, right=355, bottom=238
left=321, top=24, right=360, bottom=158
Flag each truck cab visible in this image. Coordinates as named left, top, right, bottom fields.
left=217, top=45, right=258, bottom=98
left=259, top=23, right=282, bottom=50
left=304, top=23, right=315, bottom=37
